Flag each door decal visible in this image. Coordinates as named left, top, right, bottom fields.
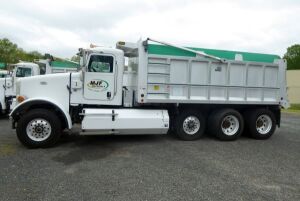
left=86, top=79, right=109, bottom=92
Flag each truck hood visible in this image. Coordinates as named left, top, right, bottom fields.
left=0, top=77, right=6, bottom=85
left=16, top=72, right=78, bottom=109
left=18, top=72, right=70, bottom=82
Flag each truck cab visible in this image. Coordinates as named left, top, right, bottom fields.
left=70, top=47, right=125, bottom=106
left=13, top=63, right=39, bottom=78
left=0, top=62, right=40, bottom=114
left=1, top=58, right=79, bottom=114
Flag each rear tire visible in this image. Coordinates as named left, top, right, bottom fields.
left=208, top=109, right=244, bottom=141
left=245, top=109, right=276, bottom=140
left=16, top=109, right=62, bottom=148
left=174, top=109, right=206, bottom=141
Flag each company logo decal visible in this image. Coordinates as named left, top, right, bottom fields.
left=87, top=79, right=109, bottom=91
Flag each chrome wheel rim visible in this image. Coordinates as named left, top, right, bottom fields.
left=256, top=115, right=272, bottom=135
left=26, top=118, right=52, bottom=141
left=183, top=116, right=200, bottom=135
left=221, top=115, right=239, bottom=136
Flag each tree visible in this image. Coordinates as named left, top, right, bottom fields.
left=0, top=38, right=43, bottom=67
left=24, top=51, right=43, bottom=62
left=0, top=38, right=20, bottom=64
left=283, top=44, right=300, bottom=70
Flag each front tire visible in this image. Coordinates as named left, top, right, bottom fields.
left=16, top=109, right=62, bottom=148
left=174, top=109, right=206, bottom=141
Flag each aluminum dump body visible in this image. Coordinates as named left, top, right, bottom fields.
left=134, top=41, right=288, bottom=108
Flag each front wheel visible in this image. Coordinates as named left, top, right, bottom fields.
left=16, top=109, right=62, bottom=148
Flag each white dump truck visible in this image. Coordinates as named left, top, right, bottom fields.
left=10, top=38, right=289, bottom=148
left=0, top=62, right=41, bottom=114
left=1, top=59, right=78, bottom=114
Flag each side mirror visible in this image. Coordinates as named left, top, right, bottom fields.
left=79, top=70, right=84, bottom=81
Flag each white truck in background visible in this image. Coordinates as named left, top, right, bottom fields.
left=0, top=70, right=10, bottom=78
left=1, top=59, right=78, bottom=114
left=0, top=62, right=41, bottom=114
left=10, top=38, right=289, bottom=148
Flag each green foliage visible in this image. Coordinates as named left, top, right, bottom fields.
left=0, top=38, right=19, bottom=64
left=0, top=38, right=43, bottom=68
left=283, top=44, right=300, bottom=70
left=290, top=104, right=300, bottom=110
left=283, top=104, right=300, bottom=114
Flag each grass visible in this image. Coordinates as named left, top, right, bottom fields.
left=0, top=144, right=16, bottom=157
left=283, top=104, right=300, bottom=114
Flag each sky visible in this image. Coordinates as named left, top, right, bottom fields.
left=0, top=0, right=299, bottom=58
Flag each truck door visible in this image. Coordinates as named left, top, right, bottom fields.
left=84, top=54, right=115, bottom=100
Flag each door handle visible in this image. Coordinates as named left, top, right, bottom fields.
left=107, top=91, right=111, bottom=99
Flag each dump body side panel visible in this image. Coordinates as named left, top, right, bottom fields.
left=135, top=42, right=287, bottom=106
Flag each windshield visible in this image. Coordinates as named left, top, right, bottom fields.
left=15, top=67, right=32, bottom=77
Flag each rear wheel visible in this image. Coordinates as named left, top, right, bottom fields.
left=208, top=109, right=244, bottom=141
left=174, top=109, right=206, bottom=141
left=245, top=109, right=276, bottom=139
left=16, top=109, right=62, bottom=148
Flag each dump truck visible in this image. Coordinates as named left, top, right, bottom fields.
left=10, top=38, right=289, bottom=148
left=0, top=62, right=41, bottom=114
left=1, top=59, right=77, bottom=114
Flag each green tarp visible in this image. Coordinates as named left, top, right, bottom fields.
left=50, top=61, right=79, bottom=68
left=148, top=44, right=280, bottom=63
left=0, top=62, right=6, bottom=69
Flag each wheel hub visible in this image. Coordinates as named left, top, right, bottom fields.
left=26, top=119, right=52, bottom=142
left=187, top=121, right=196, bottom=129
left=183, top=116, right=200, bottom=135
left=222, top=120, right=231, bottom=129
left=35, top=126, right=43, bottom=133
left=221, top=115, right=239, bottom=136
left=256, top=115, right=272, bottom=134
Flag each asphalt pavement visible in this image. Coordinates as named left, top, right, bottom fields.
left=0, top=113, right=299, bottom=201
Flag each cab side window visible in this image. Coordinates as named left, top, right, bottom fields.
left=16, top=67, right=32, bottom=77
left=88, top=55, right=114, bottom=73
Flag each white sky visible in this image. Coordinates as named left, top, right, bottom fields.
left=0, top=0, right=299, bottom=58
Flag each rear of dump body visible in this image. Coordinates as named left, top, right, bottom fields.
left=132, top=40, right=289, bottom=108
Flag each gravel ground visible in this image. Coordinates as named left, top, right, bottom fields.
left=0, top=113, right=299, bottom=201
